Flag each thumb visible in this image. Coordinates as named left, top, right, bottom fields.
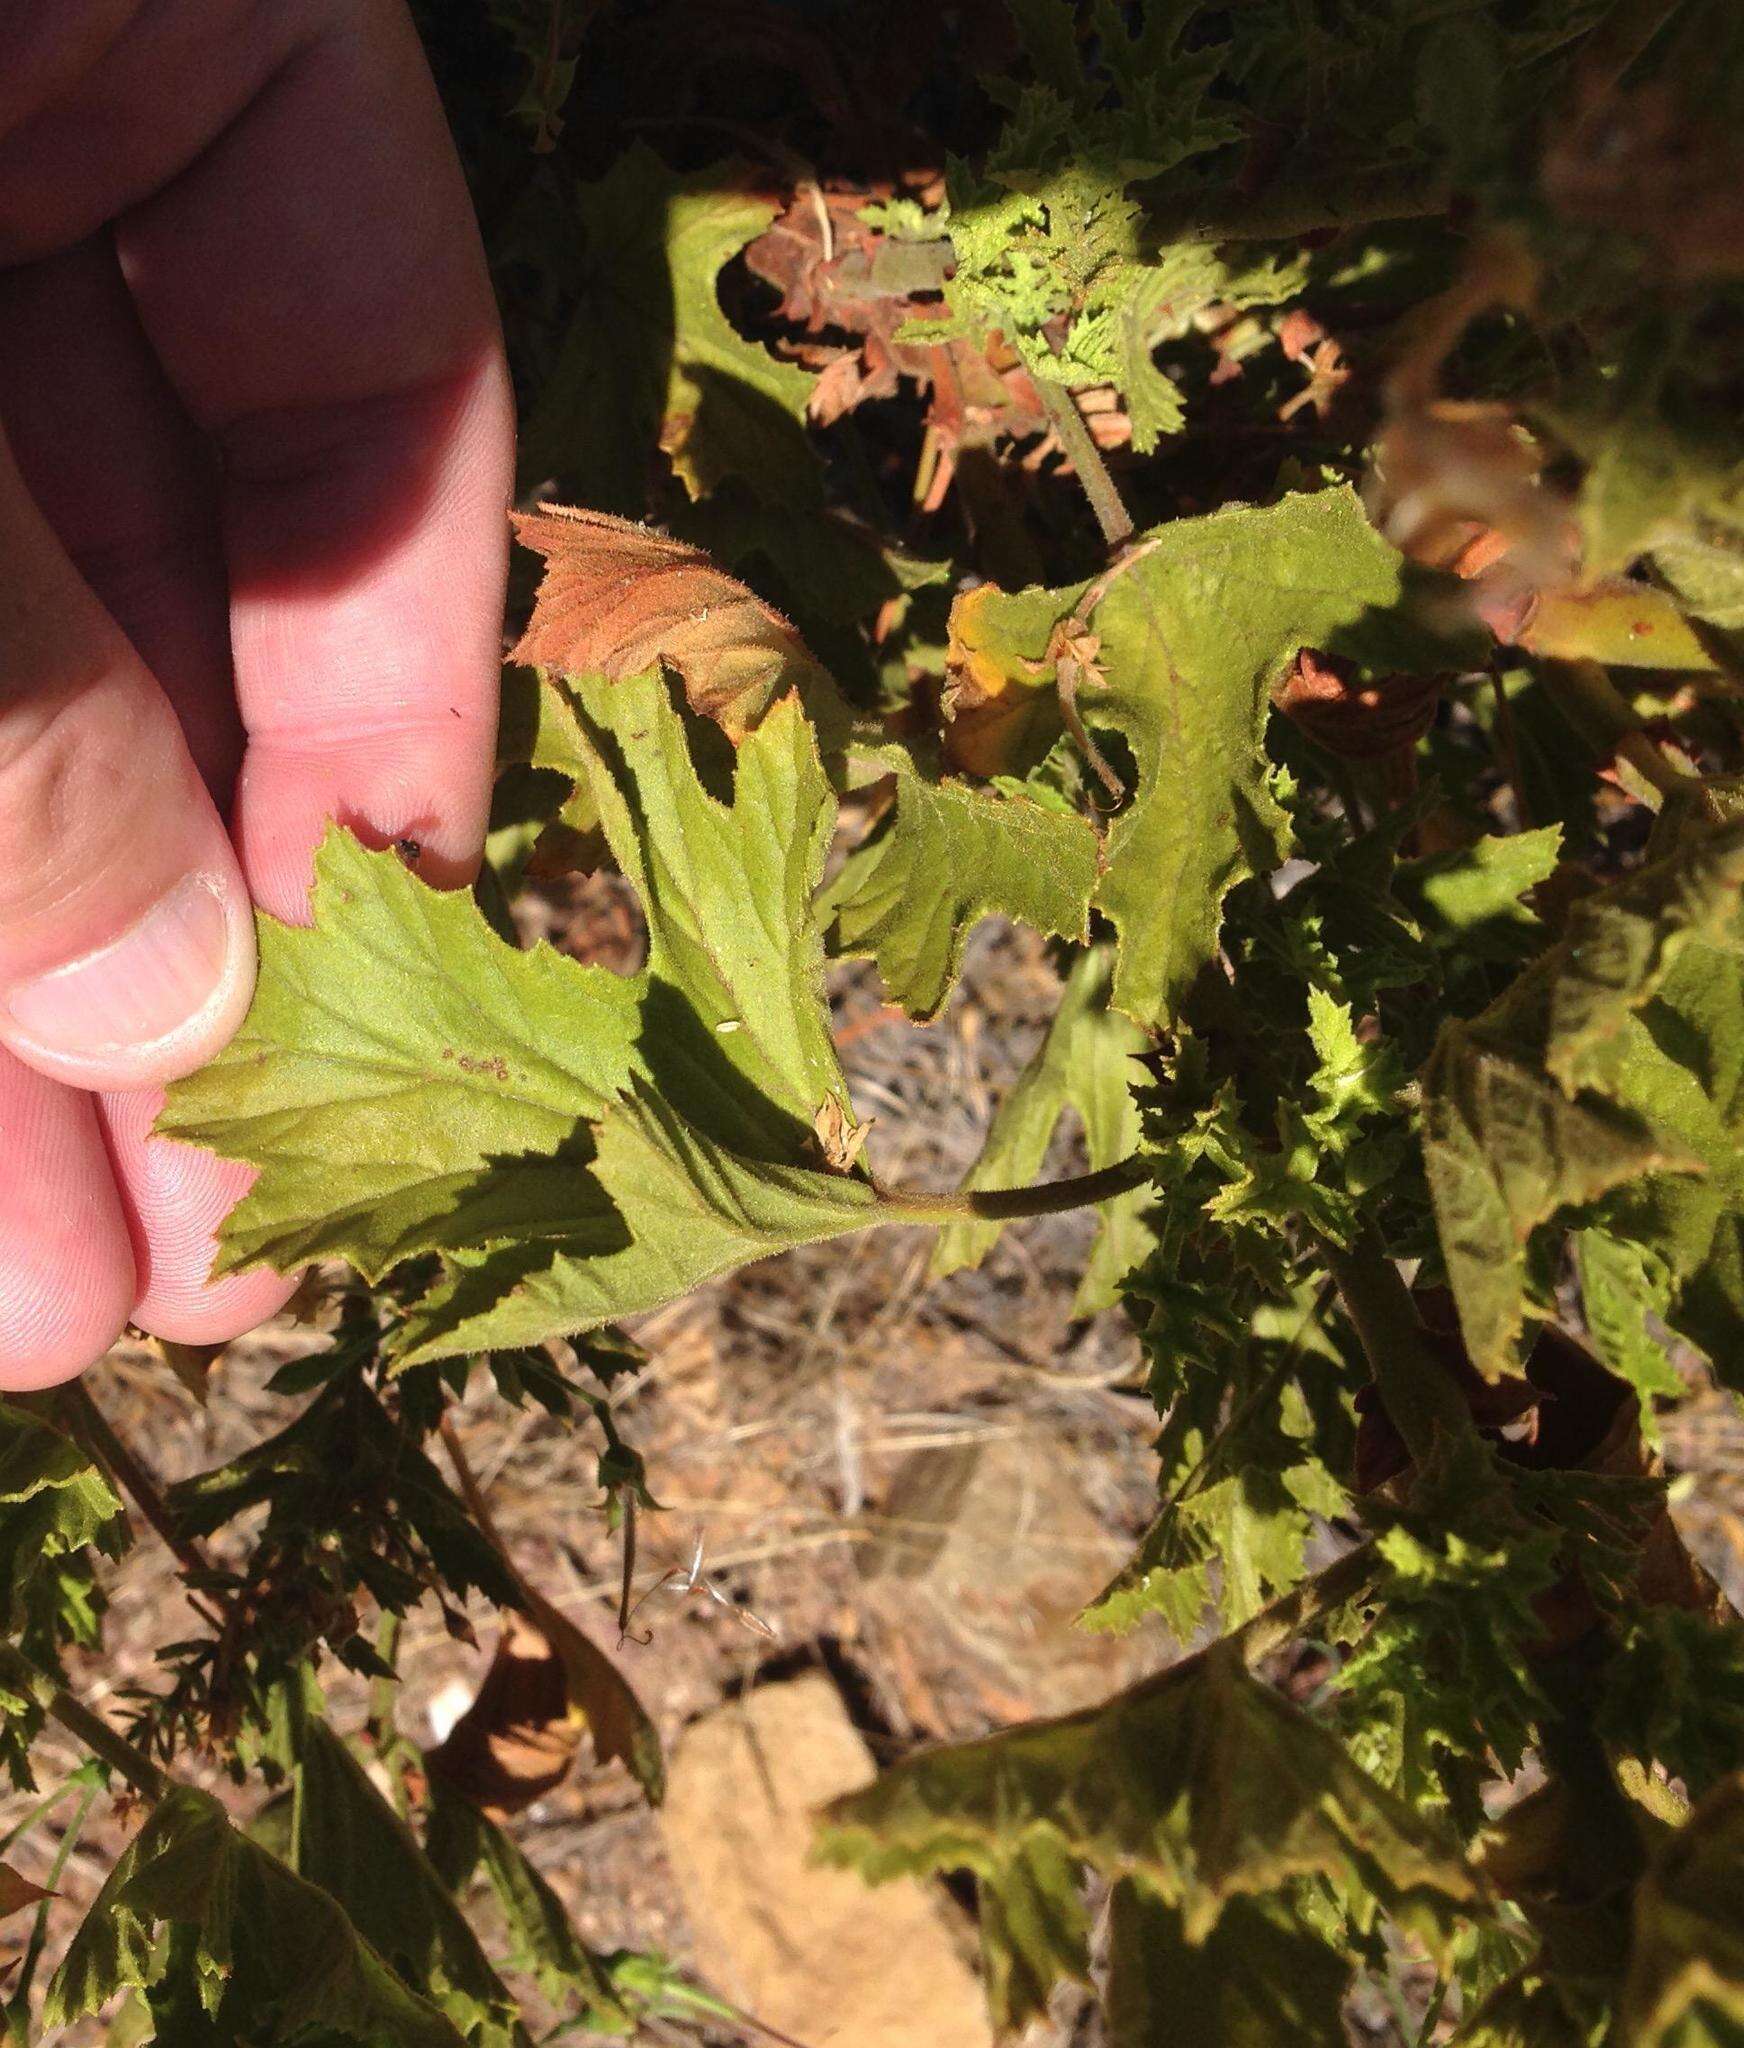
left=0, top=432, right=254, bottom=1089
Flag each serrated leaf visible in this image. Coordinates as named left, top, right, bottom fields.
left=164, top=669, right=899, bottom=1358
left=978, top=1836, right=1092, bottom=2034
left=817, top=1644, right=1480, bottom=1947
left=564, top=669, right=851, bottom=1154
left=45, top=1783, right=466, bottom=2045
left=392, top=1086, right=885, bottom=1362
left=290, top=1719, right=522, bottom=2044
left=521, top=146, right=818, bottom=511
left=1575, top=1230, right=1685, bottom=1426
left=1596, top=941, right=1744, bottom=1376
left=157, top=826, right=641, bottom=1279
left=825, top=748, right=1100, bottom=1020
left=1423, top=822, right=1744, bottom=1376
left=1082, top=1468, right=1313, bottom=1640
left=1107, top=1878, right=1351, bottom=2048
left=1396, top=827, right=1562, bottom=955
left=0, top=1402, right=122, bottom=1638
left=931, top=943, right=1151, bottom=1307
left=1447, top=1965, right=1602, bottom=2046
left=948, top=489, right=1482, bottom=1027
left=1421, top=1033, right=1684, bottom=1381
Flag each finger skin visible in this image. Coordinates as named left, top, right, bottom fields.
left=98, top=1089, right=297, bottom=1342
left=0, top=0, right=513, bottom=1360
left=117, top=1, right=514, bottom=914
left=0, top=237, right=239, bottom=797
left=0, top=1048, right=134, bottom=1388
left=0, top=431, right=257, bottom=1090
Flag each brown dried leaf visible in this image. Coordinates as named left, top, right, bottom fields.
left=511, top=505, right=843, bottom=744
left=0, top=1863, right=51, bottom=1922
left=428, top=1589, right=664, bottom=1814
left=154, top=1335, right=223, bottom=1405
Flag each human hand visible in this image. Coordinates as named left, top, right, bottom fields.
left=0, top=1, right=514, bottom=1384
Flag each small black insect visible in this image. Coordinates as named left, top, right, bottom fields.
left=393, top=836, right=423, bottom=867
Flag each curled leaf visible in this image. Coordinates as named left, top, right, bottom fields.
left=511, top=506, right=846, bottom=746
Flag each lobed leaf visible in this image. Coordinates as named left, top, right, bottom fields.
left=45, top=1783, right=467, bottom=2045
left=825, top=744, right=1100, bottom=1021
left=946, top=489, right=1483, bottom=1027
left=817, top=1644, right=1480, bottom=1947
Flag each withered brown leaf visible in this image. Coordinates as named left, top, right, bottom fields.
left=512, top=505, right=843, bottom=745
left=427, top=1587, right=665, bottom=1816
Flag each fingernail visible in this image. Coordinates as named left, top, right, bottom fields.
left=5, top=876, right=238, bottom=1061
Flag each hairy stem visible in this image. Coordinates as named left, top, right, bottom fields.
left=1320, top=1228, right=1475, bottom=1465
left=1039, top=380, right=1135, bottom=550
left=47, top=1686, right=167, bottom=1803
left=58, top=1384, right=224, bottom=1624
left=879, top=1153, right=1150, bottom=1225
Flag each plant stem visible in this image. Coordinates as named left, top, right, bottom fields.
left=1039, top=379, right=1135, bottom=550
left=57, top=1382, right=214, bottom=1592
left=879, top=1153, right=1150, bottom=1226
left=1218, top=1539, right=1379, bottom=1670
left=1320, top=1228, right=1475, bottom=1465
left=44, top=1685, right=166, bottom=1803
left=1542, top=658, right=1698, bottom=801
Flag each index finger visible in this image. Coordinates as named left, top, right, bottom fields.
left=115, top=0, right=515, bottom=921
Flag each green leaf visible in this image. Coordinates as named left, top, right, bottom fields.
left=392, top=1086, right=884, bottom=1362
left=1083, top=1467, right=1313, bottom=1641
left=1107, top=1879, right=1351, bottom=2048
left=952, top=489, right=1482, bottom=1027
left=520, top=145, right=817, bottom=512
left=566, top=669, right=851, bottom=1155
left=931, top=944, right=1151, bottom=1311
left=1575, top=1230, right=1685, bottom=1426
left=1447, top=1966, right=1603, bottom=2046
left=426, top=1783, right=626, bottom=2024
left=825, top=746, right=1100, bottom=1021
left=1337, top=1435, right=1560, bottom=1788
left=1395, top=827, right=1563, bottom=958
left=164, top=668, right=900, bottom=1360
left=817, top=1644, right=1480, bottom=1946
left=45, top=1783, right=466, bottom=2046
left=977, top=1836, right=1091, bottom=2035
left=290, top=1719, right=522, bottom=2046
left=0, top=1402, right=121, bottom=1637
left=156, top=825, right=641, bottom=1280
left=1617, top=1776, right=1744, bottom=2047
left=1423, top=822, right=1744, bottom=1376
left=1602, top=939, right=1744, bottom=1377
